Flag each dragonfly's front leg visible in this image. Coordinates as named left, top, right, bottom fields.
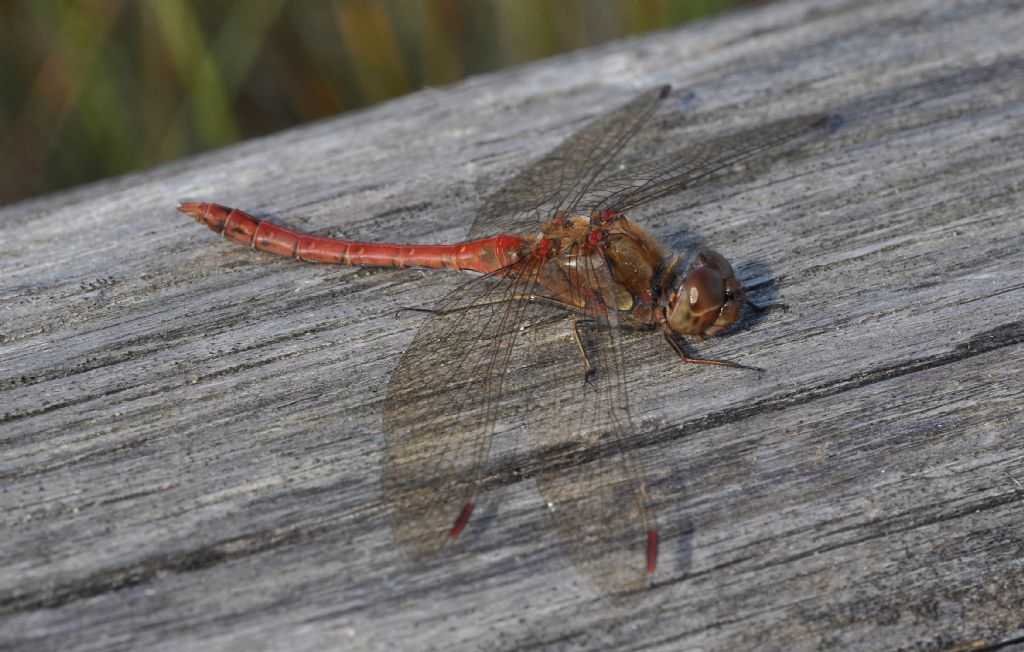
left=662, top=331, right=764, bottom=373
left=745, top=298, right=767, bottom=313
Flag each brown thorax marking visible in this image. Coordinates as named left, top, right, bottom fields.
left=530, top=213, right=668, bottom=318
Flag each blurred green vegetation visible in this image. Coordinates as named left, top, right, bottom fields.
left=0, top=0, right=760, bottom=204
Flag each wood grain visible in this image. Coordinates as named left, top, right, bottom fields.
left=3, top=0, right=1024, bottom=650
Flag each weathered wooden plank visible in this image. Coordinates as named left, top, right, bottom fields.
left=2, top=0, right=1024, bottom=650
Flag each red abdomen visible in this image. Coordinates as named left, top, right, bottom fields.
left=179, top=202, right=524, bottom=274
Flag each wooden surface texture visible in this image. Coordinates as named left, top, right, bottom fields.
left=2, top=0, right=1024, bottom=650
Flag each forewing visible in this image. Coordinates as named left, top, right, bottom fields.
left=468, top=85, right=670, bottom=239
left=382, top=260, right=551, bottom=557
left=583, top=113, right=839, bottom=215
left=517, top=246, right=657, bottom=594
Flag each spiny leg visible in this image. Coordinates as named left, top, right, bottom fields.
left=571, top=318, right=599, bottom=385
left=663, top=331, right=764, bottom=373
left=394, top=305, right=436, bottom=318
left=745, top=298, right=767, bottom=313
left=398, top=293, right=586, bottom=319
left=743, top=295, right=791, bottom=315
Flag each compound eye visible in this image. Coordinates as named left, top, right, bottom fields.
left=685, top=268, right=726, bottom=316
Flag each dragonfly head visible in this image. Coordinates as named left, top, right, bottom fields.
left=663, top=249, right=747, bottom=338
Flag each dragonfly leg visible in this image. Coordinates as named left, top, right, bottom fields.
left=571, top=318, right=598, bottom=385
left=744, top=298, right=767, bottom=313
left=743, top=296, right=790, bottom=315
left=424, top=294, right=586, bottom=317
left=394, top=298, right=530, bottom=319
left=662, top=331, right=764, bottom=373
left=394, top=305, right=436, bottom=318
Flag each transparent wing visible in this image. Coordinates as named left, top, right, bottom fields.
left=468, top=85, right=670, bottom=239
left=382, top=258, right=551, bottom=557
left=515, top=245, right=657, bottom=594
left=383, top=245, right=657, bottom=594
left=582, top=113, right=839, bottom=215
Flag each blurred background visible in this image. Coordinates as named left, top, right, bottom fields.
left=0, top=0, right=764, bottom=205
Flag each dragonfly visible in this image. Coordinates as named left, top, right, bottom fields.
left=179, top=85, right=837, bottom=594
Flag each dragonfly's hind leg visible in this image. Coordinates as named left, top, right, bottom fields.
left=398, top=294, right=585, bottom=319
left=663, top=331, right=763, bottom=373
